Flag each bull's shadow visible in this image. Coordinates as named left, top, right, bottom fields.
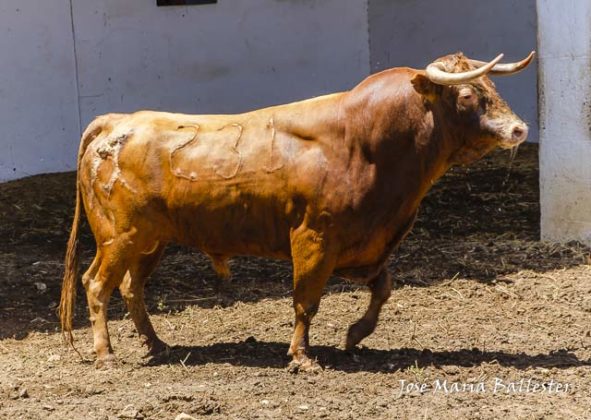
left=150, top=339, right=591, bottom=373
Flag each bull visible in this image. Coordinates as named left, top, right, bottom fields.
left=60, top=51, right=535, bottom=370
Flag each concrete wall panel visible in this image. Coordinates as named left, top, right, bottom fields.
left=72, top=0, right=370, bottom=129
left=538, top=0, right=591, bottom=244
left=0, top=1, right=79, bottom=181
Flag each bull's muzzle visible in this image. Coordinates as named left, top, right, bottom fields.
left=500, top=122, right=529, bottom=149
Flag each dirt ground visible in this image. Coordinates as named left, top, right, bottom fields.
left=0, top=144, right=590, bottom=419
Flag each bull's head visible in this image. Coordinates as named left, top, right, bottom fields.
left=411, top=51, right=535, bottom=164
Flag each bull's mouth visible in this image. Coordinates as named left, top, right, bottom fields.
left=498, top=136, right=527, bottom=150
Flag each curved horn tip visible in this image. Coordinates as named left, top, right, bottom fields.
left=467, top=51, right=535, bottom=76
left=521, top=51, right=536, bottom=61
left=528, top=51, right=536, bottom=61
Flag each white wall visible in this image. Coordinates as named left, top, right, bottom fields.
left=0, top=1, right=79, bottom=180
left=538, top=0, right=591, bottom=244
left=72, top=0, right=370, bottom=136
left=0, top=0, right=369, bottom=182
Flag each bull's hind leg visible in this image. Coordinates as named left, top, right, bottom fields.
left=83, top=236, right=134, bottom=368
left=119, top=243, right=168, bottom=357
left=288, top=223, right=337, bottom=372
left=345, top=270, right=392, bottom=350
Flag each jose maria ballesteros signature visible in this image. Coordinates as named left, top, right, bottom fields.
left=398, top=378, right=572, bottom=397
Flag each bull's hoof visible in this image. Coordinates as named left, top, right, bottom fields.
left=287, top=357, right=322, bottom=374
left=95, top=354, right=118, bottom=369
left=345, top=319, right=374, bottom=351
left=146, top=339, right=170, bottom=357
left=144, top=340, right=171, bottom=363
left=345, top=336, right=358, bottom=352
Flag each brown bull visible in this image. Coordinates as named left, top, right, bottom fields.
left=60, top=51, right=534, bottom=370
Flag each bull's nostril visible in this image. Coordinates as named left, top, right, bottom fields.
left=512, top=126, right=526, bottom=141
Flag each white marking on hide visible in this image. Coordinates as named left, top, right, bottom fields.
left=169, top=123, right=244, bottom=181
left=168, top=125, right=199, bottom=181
left=264, top=117, right=285, bottom=173
left=91, top=131, right=136, bottom=196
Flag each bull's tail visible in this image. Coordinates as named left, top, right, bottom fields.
left=59, top=117, right=109, bottom=347
left=59, top=172, right=81, bottom=346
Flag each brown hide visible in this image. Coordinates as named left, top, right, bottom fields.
left=60, top=52, right=532, bottom=369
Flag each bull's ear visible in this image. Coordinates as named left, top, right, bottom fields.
left=411, top=74, right=439, bottom=103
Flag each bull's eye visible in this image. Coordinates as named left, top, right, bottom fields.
left=457, top=87, right=478, bottom=110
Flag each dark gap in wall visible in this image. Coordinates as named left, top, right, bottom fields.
left=157, top=0, right=217, bottom=6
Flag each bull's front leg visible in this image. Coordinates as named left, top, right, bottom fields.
left=288, top=223, right=337, bottom=373
left=345, top=270, right=392, bottom=350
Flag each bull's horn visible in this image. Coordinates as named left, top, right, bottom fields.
left=468, top=50, right=535, bottom=76
left=425, top=53, right=504, bottom=85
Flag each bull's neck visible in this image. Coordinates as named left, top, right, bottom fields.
left=413, top=103, right=465, bottom=192
left=359, top=96, right=468, bottom=225
left=387, top=107, right=458, bottom=200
